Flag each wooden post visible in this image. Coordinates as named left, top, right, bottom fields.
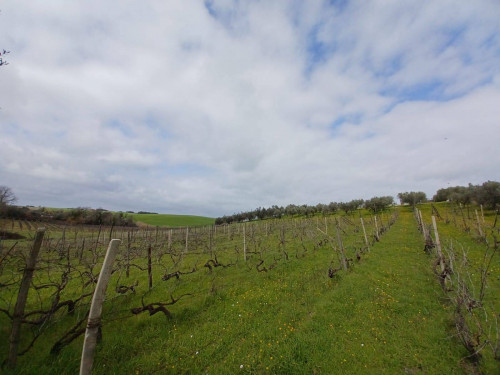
left=80, top=239, right=121, bottom=375
left=209, top=226, right=214, bottom=256
left=431, top=216, right=445, bottom=273
left=7, top=228, right=45, bottom=368
left=475, top=209, right=483, bottom=238
left=415, top=208, right=422, bottom=232
left=480, top=205, right=485, bottom=224
left=458, top=204, right=468, bottom=231
left=108, top=223, right=114, bottom=242
left=374, top=216, right=380, bottom=241
left=147, top=244, right=153, bottom=290
left=94, top=225, right=102, bottom=256
left=168, top=229, right=172, bottom=251
left=324, top=217, right=328, bottom=234
left=360, top=217, right=369, bottom=252
left=418, top=211, right=427, bottom=240
left=126, top=231, right=131, bottom=278
left=336, top=222, right=348, bottom=270
left=243, top=223, right=247, bottom=261
left=451, top=207, right=457, bottom=227
left=59, top=226, right=66, bottom=258
left=74, top=228, right=78, bottom=249
left=184, top=227, right=189, bottom=253
left=79, top=238, right=86, bottom=263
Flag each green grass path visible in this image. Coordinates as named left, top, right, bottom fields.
left=284, top=207, right=467, bottom=374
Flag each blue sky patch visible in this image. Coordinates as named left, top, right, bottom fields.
left=204, top=0, right=217, bottom=18
left=104, top=120, right=135, bottom=137
left=328, top=113, right=363, bottom=137
left=143, top=116, right=172, bottom=140
left=304, top=23, right=333, bottom=75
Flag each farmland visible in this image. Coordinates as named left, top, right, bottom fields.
left=0, top=203, right=499, bottom=374
left=131, top=213, right=215, bottom=227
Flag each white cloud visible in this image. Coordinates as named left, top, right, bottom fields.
left=0, top=0, right=499, bottom=216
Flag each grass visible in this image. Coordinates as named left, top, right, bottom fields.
left=131, top=213, right=215, bottom=227
left=0, top=205, right=498, bottom=374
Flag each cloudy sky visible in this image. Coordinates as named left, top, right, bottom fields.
left=1, top=1, right=499, bottom=217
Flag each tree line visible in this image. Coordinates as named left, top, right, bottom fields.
left=433, top=180, right=500, bottom=209
left=0, top=187, right=135, bottom=226
left=216, top=180, right=500, bottom=225
left=215, top=196, right=395, bottom=225
left=1, top=205, right=135, bottom=227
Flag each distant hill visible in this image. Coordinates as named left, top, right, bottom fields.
left=131, top=213, right=215, bottom=227
left=19, top=206, right=214, bottom=228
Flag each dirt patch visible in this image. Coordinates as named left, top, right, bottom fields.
left=0, top=231, right=26, bottom=240
left=135, top=221, right=153, bottom=228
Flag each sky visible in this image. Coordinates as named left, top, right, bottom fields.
left=1, top=0, right=499, bottom=217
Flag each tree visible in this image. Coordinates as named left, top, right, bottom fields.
left=339, top=199, right=364, bottom=215
left=365, top=196, right=394, bottom=213
left=397, top=191, right=427, bottom=206
left=474, top=181, right=500, bottom=209
left=327, top=202, right=338, bottom=214
left=0, top=185, right=17, bottom=206
left=432, top=181, right=500, bottom=209
left=433, top=187, right=452, bottom=202
left=449, top=186, right=474, bottom=206
left=285, top=204, right=299, bottom=216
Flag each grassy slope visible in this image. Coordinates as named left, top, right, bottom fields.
left=131, top=213, right=215, bottom=227
left=95, top=208, right=465, bottom=374
left=2, top=207, right=483, bottom=374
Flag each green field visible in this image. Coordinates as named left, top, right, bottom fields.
left=131, top=213, right=215, bottom=227
left=0, top=204, right=498, bottom=374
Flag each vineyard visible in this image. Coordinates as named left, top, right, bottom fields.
left=0, top=204, right=499, bottom=374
